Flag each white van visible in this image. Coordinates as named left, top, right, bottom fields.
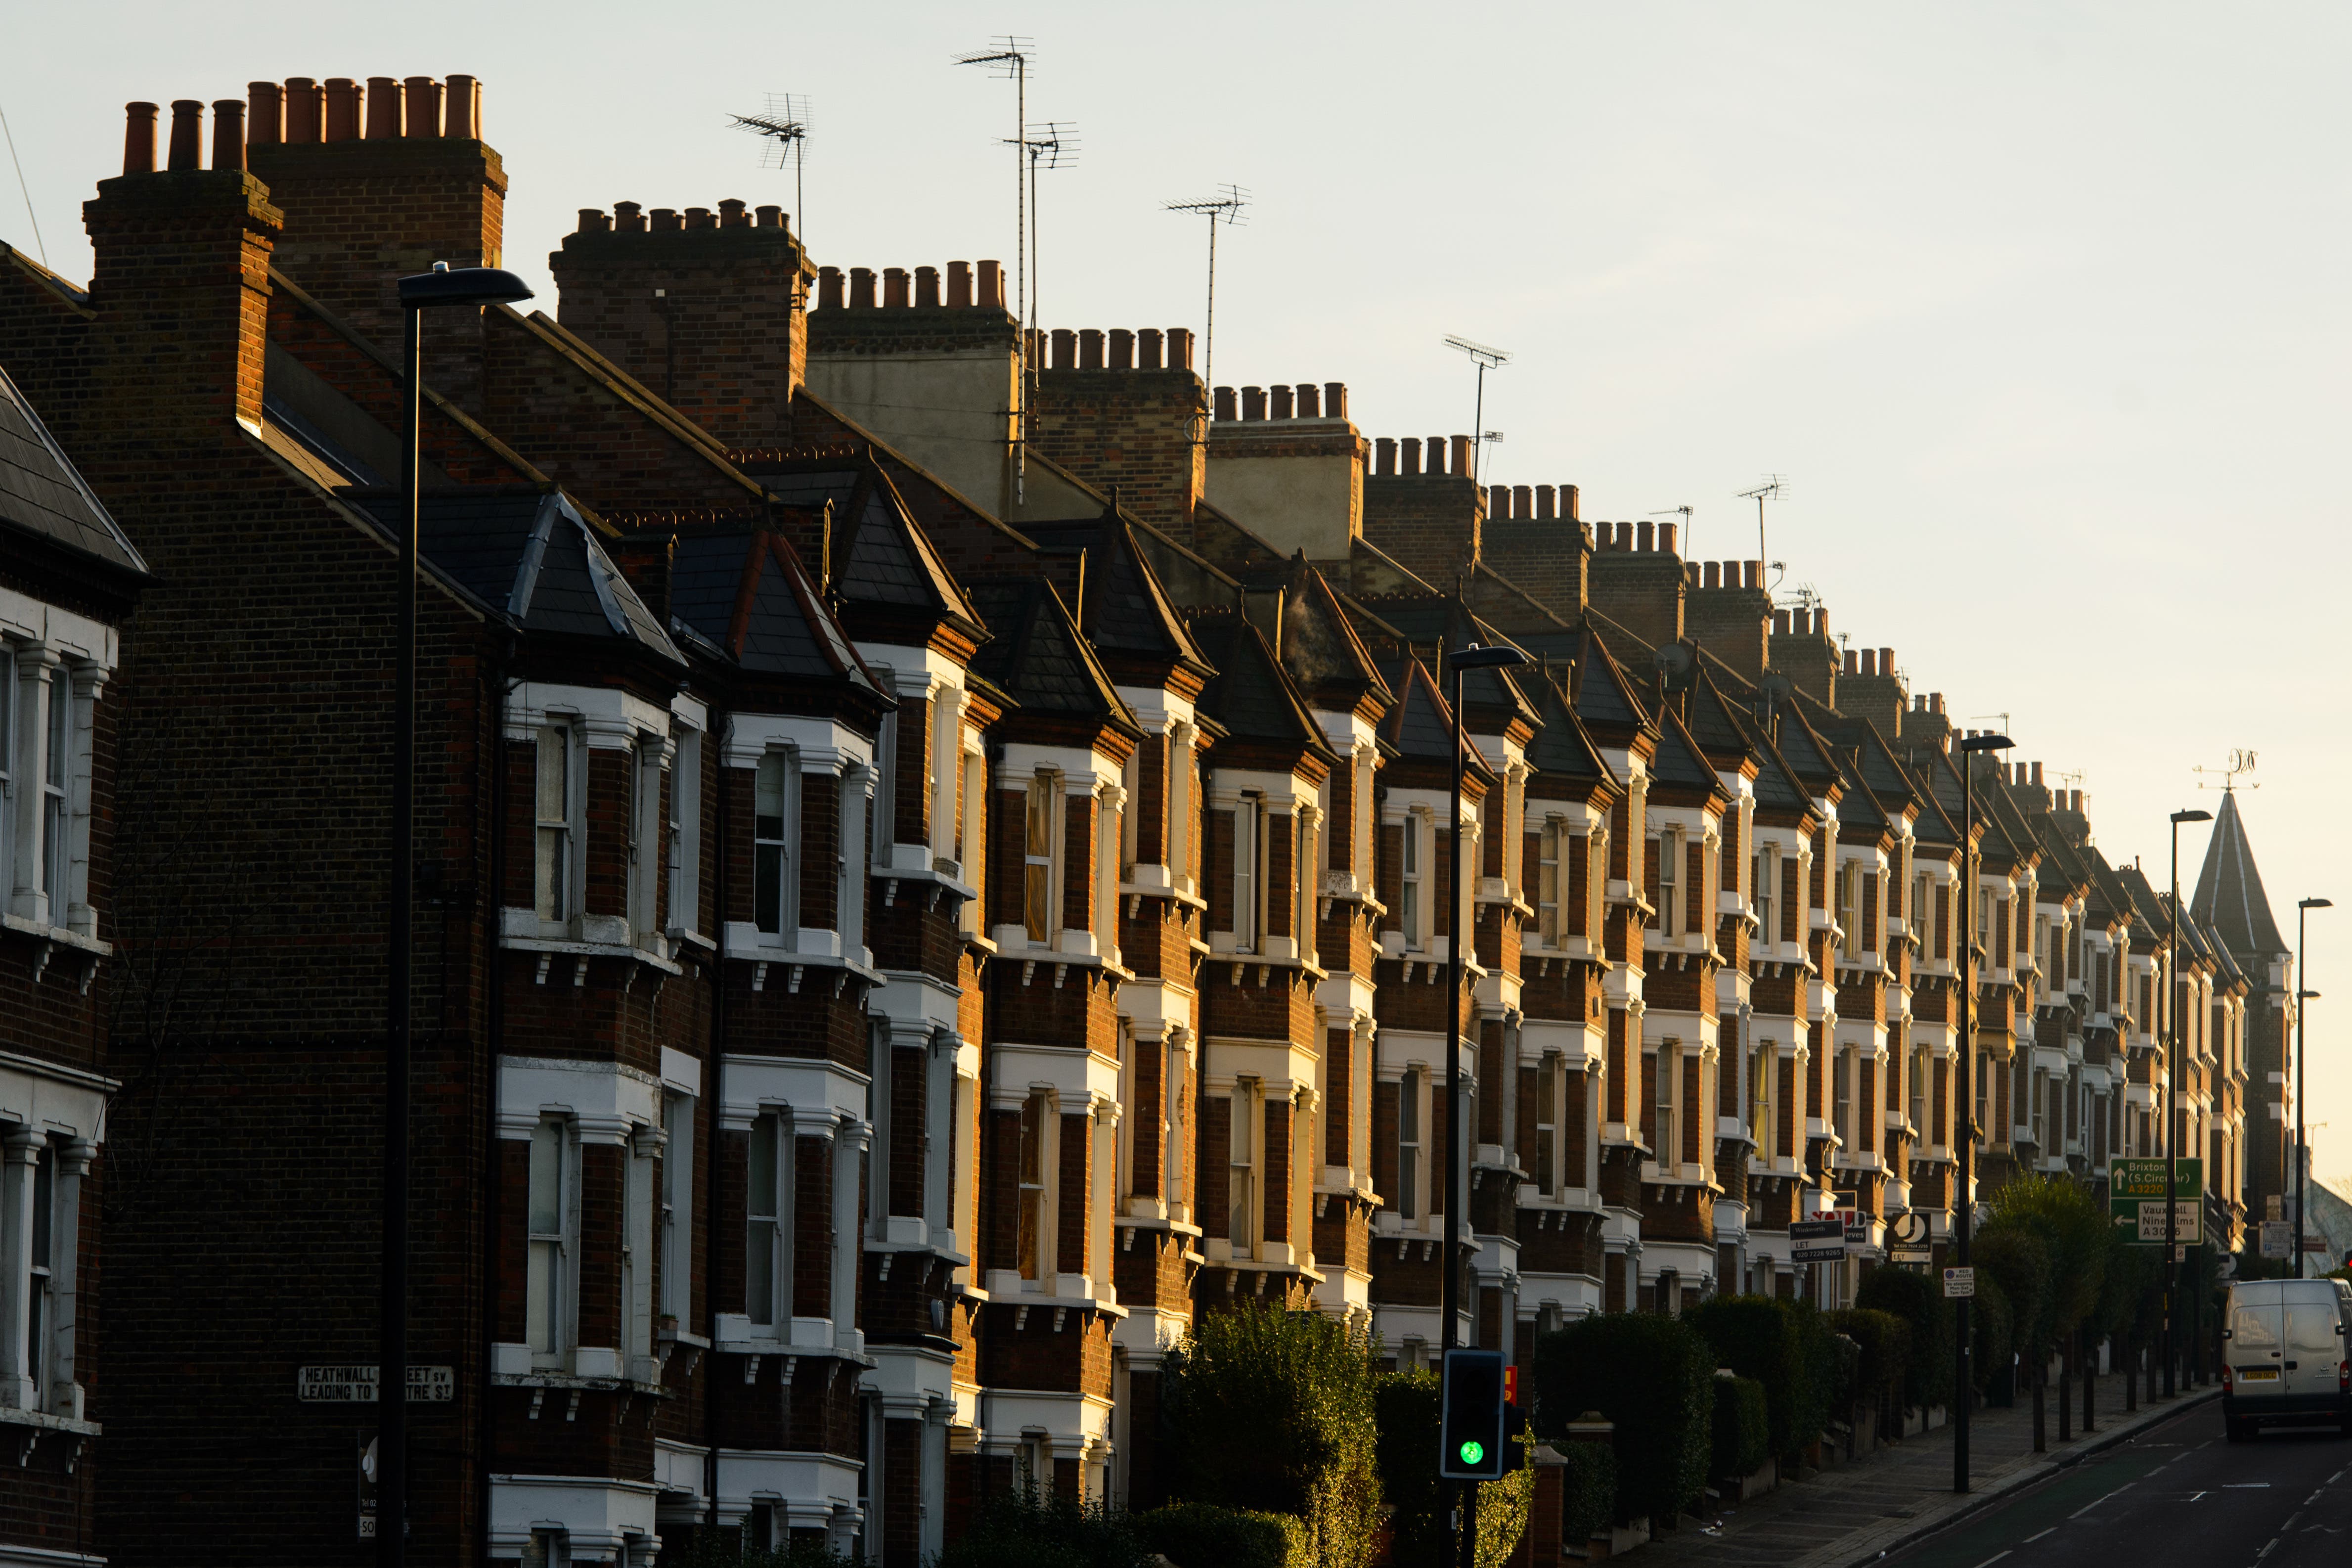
left=2222, top=1278, right=2352, bottom=1441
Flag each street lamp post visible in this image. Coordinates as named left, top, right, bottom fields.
left=1953, top=732, right=2011, bottom=1494
left=385, top=262, right=532, bottom=1568
left=1442, top=638, right=1526, bottom=1568
left=2163, top=808, right=2211, bottom=1399
left=2295, top=898, right=2331, bottom=1277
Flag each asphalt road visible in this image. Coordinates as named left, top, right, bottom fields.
left=1881, top=1402, right=2352, bottom=1568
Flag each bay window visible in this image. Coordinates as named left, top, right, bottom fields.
left=1017, top=1090, right=1055, bottom=1283
left=527, top=1116, right=577, bottom=1366
left=1653, top=1046, right=1679, bottom=1171
left=1397, top=1067, right=1423, bottom=1220
left=668, top=727, right=700, bottom=936
left=1399, top=812, right=1423, bottom=950
left=0, top=1128, right=85, bottom=1416
left=745, top=1111, right=792, bottom=1328
left=1233, top=793, right=1263, bottom=954
left=533, top=723, right=578, bottom=928
left=1228, top=1079, right=1259, bottom=1257
left=1657, top=828, right=1680, bottom=939
left=1024, top=773, right=1062, bottom=946
left=754, top=752, right=799, bottom=941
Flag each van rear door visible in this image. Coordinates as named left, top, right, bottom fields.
left=2284, top=1284, right=2343, bottom=1400
left=2231, top=1290, right=2285, bottom=1394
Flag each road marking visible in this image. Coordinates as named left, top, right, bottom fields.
left=2025, top=1528, right=2055, bottom=1542
left=2225, top=1483, right=2272, bottom=1488
left=2072, top=1483, right=2133, bottom=1519
left=2257, top=1539, right=2278, bottom=1560
left=1968, top=1554, right=2011, bottom=1568
left=2283, top=1513, right=2302, bottom=1532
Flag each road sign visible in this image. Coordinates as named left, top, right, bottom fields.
left=2132, top=1201, right=2201, bottom=1246
left=299, top=1365, right=454, bottom=1403
left=1943, top=1267, right=1975, bottom=1299
left=2112, top=1159, right=2202, bottom=1245
left=1791, top=1217, right=1847, bottom=1262
left=2261, top=1221, right=2293, bottom=1259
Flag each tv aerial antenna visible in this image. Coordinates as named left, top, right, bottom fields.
left=1007, top=120, right=1078, bottom=375
left=1649, top=505, right=1693, bottom=560
left=2193, top=750, right=2260, bottom=793
left=1444, top=336, right=1511, bottom=485
left=1737, top=475, right=1787, bottom=592
left=1165, top=184, right=1249, bottom=395
left=729, top=94, right=810, bottom=239
left=958, top=37, right=1037, bottom=502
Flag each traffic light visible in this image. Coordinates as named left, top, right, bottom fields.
left=1439, top=1348, right=1506, bottom=1480
left=1500, top=1398, right=1527, bottom=1475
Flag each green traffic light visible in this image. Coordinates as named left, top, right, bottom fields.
left=1459, top=1439, right=1484, bottom=1466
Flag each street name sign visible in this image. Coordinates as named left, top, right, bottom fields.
left=299, top=1364, right=455, bottom=1403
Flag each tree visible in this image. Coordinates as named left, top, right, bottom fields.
left=1529, top=1313, right=1713, bottom=1524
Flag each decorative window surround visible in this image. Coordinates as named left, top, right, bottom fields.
left=488, top=1475, right=661, bottom=1563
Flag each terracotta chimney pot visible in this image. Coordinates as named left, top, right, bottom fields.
left=445, top=75, right=481, bottom=138
left=1138, top=328, right=1163, bottom=369
left=365, top=77, right=402, bottom=139
left=324, top=79, right=360, bottom=142
left=947, top=261, right=973, bottom=307
left=848, top=266, right=876, bottom=308
left=1081, top=329, right=1105, bottom=369
left=1271, top=384, right=1293, bottom=418
left=402, top=76, right=441, bottom=137
left=285, top=79, right=322, bottom=143
left=1376, top=437, right=1396, bottom=475
left=1243, top=386, right=1267, bottom=420
left=246, top=83, right=283, bottom=145
left=122, top=102, right=158, bottom=175
left=1296, top=382, right=1320, bottom=417
left=166, top=100, right=203, bottom=171
left=1325, top=381, right=1347, bottom=418
left=1109, top=329, right=1134, bottom=369
left=883, top=266, right=909, bottom=306
left=977, top=259, right=1004, bottom=309
left=1401, top=438, right=1422, bottom=476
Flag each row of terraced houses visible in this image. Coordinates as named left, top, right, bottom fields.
left=0, top=76, right=2309, bottom=1566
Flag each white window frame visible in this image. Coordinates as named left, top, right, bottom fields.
left=527, top=1115, right=578, bottom=1369
left=1024, top=771, right=1063, bottom=948
left=623, top=1122, right=659, bottom=1367
left=1657, top=827, right=1680, bottom=940
left=1654, top=1045, right=1680, bottom=1173
left=1399, top=811, right=1424, bottom=951
left=838, top=764, right=869, bottom=955
left=1909, top=1044, right=1928, bottom=1135
left=668, top=726, right=701, bottom=937
left=660, top=1091, right=693, bottom=1322
left=1834, top=1048, right=1854, bottom=1156
left=626, top=740, right=661, bottom=946
left=1233, top=793, right=1263, bottom=954
left=1296, top=807, right=1319, bottom=967
left=1534, top=1051, right=1560, bottom=1196
left=1536, top=816, right=1563, bottom=947
left=1397, top=1067, right=1423, bottom=1221
left=1751, top=1043, right=1775, bottom=1163
left=1164, top=1043, right=1190, bottom=1222
left=871, top=692, right=898, bottom=871
left=533, top=722, right=581, bottom=934
left=746, top=1109, right=793, bottom=1331
left=39, top=668, right=67, bottom=918
left=1755, top=847, right=1775, bottom=949
left=1096, top=787, right=1121, bottom=963
left=1169, top=725, right=1195, bottom=894
left=754, top=750, right=800, bottom=945
left=0, top=647, right=13, bottom=905
left=958, top=742, right=985, bottom=934
left=1017, top=1088, right=1058, bottom=1285
left=1228, top=1078, right=1260, bottom=1258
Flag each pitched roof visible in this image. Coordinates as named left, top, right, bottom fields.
left=1571, top=625, right=1649, bottom=738
left=1379, top=657, right=1489, bottom=777
left=667, top=527, right=882, bottom=687
left=0, top=362, right=146, bottom=577
left=1649, top=704, right=1723, bottom=797
left=1524, top=667, right=1612, bottom=783
left=964, top=578, right=1137, bottom=732
left=1022, top=511, right=1212, bottom=677
left=1190, top=616, right=1334, bottom=760
left=352, top=489, right=681, bottom=664
left=2190, top=790, right=2288, bottom=958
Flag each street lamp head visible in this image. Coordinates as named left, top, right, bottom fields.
left=2299, top=990, right=2321, bottom=1000
left=1448, top=642, right=1528, bottom=672
left=1956, top=733, right=2013, bottom=753
left=398, top=262, right=534, bottom=311
left=2301, top=897, right=2334, bottom=910
left=2170, top=809, right=2212, bottom=824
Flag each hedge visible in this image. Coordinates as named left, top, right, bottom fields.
left=1554, top=1441, right=1617, bottom=1551
left=1827, top=1308, right=1911, bottom=1402
left=1972, top=1228, right=2053, bottom=1363
left=1710, top=1374, right=1771, bottom=1479
left=936, top=1483, right=1148, bottom=1568
left=1971, top=1268, right=2014, bottom=1397
left=1134, top=1503, right=1302, bottom=1568
left=1855, top=1265, right=1954, bottom=1411
left=1686, top=1295, right=1809, bottom=1457
left=1374, top=1370, right=1531, bottom=1568
left=1530, top=1312, right=1714, bottom=1523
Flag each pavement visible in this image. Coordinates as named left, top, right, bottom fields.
left=1634, top=1378, right=2229, bottom=1568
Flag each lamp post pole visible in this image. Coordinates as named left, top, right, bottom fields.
left=385, top=264, right=532, bottom=1567
left=2295, top=899, right=2331, bottom=1277
left=1441, top=637, right=1525, bottom=1568
left=2162, top=809, right=2209, bottom=1399
left=1952, top=732, right=2010, bottom=1493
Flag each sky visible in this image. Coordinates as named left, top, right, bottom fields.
left=7, top=3, right=2350, bottom=1186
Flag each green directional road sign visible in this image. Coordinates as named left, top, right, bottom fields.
left=2110, top=1157, right=2201, bottom=1246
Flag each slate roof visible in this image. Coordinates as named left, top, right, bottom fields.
left=2190, top=790, right=2288, bottom=959
left=1191, top=616, right=1333, bottom=759
left=1571, top=626, right=1649, bottom=738
left=1650, top=704, right=1723, bottom=797
left=351, top=489, right=681, bottom=664
left=1022, top=513, right=1211, bottom=677
left=1523, top=666, right=1611, bottom=783
left=0, top=362, right=146, bottom=576
left=665, top=527, right=881, bottom=689
left=1380, top=657, right=1489, bottom=777
left=964, top=579, right=1135, bottom=731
